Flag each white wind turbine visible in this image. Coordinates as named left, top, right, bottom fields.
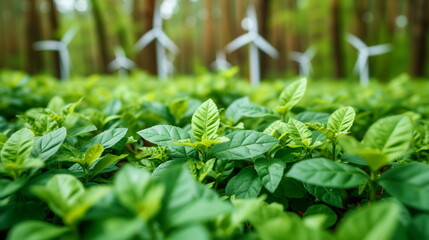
left=290, top=47, right=316, bottom=77
left=135, top=0, right=178, bottom=80
left=108, top=47, right=136, bottom=76
left=226, top=5, right=278, bottom=85
left=34, top=27, right=78, bottom=81
left=211, top=51, right=232, bottom=71
left=346, top=34, right=391, bottom=85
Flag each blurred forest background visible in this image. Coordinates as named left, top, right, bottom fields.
left=0, top=0, right=428, bottom=81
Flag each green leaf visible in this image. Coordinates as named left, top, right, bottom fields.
left=287, top=158, right=368, bottom=189
left=294, top=112, right=330, bottom=124
left=167, top=224, right=210, bottom=240
left=286, top=118, right=312, bottom=147
left=225, top=166, right=262, bottom=199
left=191, top=99, right=220, bottom=141
left=336, top=201, right=401, bottom=240
left=210, top=130, right=278, bottom=160
left=32, top=174, right=85, bottom=220
left=362, top=115, right=412, bottom=161
left=303, top=204, right=337, bottom=229
left=276, top=78, right=307, bottom=114
left=304, top=184, right=343, bottom=208
left=0, top=178, right=26, bottom=198
left=1, top=128, right=34, bottom=165
left=82, top=128, right=128, bottom=151
left=379, top=162, right=429, bottom=210
left=254, top=158, right=286, bottom=193
left=7, top=221, right=71, bottom=240
left=327, top=107, right=355, bottom=133
left=263, top=120, right=288, bottom=139
left=31, top=127, right=67, bottom=161
left=225, top=97, right=276, bottom=124
left=114, top=165, right=152, bottom=211
left=91, top=154, right=128, bottom=176
left=138, top=125, right=197, bottom=158
left=83, top=144, right=104, bottom=167
left=409, top=214, right=429, bottom=240
left=82, top=217, right=144, bottom=240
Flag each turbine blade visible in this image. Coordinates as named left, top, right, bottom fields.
left=225, top=33, right=252, bottom=52
left=34, top=41, right=61, bottom=50
left=368, top=44, right=391, bottom=55
left=304, top=46, right=316, bottom=59
left=346, top=33, right=367, bottom=50
left=290, top=51, right=303, bottom=61
left=61, top=26, right=78, bottom=44
left=135, top=30, right=156, bottom=51
left=247, top=5, right=258, bottom=31
left=255, top=35, right=278, bottom=58
left=158, top=31, right=179, bottom=54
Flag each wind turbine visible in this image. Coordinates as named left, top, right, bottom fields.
left=346, top=34, right=391, bottom=85
left=108, top=47, right=136, bottom=76
left=211, top=51, right=232, bottom=71
left=34, top=26, right=78, bottom=81
left=225, top=5, right=278, bottom=85
left=290, top=47, right=316, bottom=77
left=135, top=0, right=178, bottom=80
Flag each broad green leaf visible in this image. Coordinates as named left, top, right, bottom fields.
left=327, top=107, right=355, bottom=133
left=304, top=184, right=343, bottom=208
left=254, top=158, right=286, bottom=193
left=138, top=125, right=197, bottom=158
left=336, top=201, right=401, bottom=240
left=91, top=154, right=128, bottom=176
left=115, top=165, right=164, bottom=220
left=82, top=128, right=128, bottom=151
left=287, top=158, right=368, bottom=189
left=63, top=186, right=110, bottom=225
left=276, top=78, right=307, bottom=114
left=294, top=112, right=330, bottom=124
left=167, top=224, right=210, bottom=240
left=7, top=221, right=71, bottom=240
left=409, top=214, right=429, bottom=240
left=254, top=214, right=334, bottom=240
left=362, top=115, right=412, bottom=161
left=303, top=204, right=337, bottom=229
left=31, top=127, right=67, bottom=161
left=67, top=125, right=97, bottom=137
left=263, top=120, right=288, bottom=139
left=286, top=118, right=312, bottom=147
left=114, top=165, right=152, bottom=211
left=275, top=178, right=306, bottom=199
left=191, top=99, right=220, bottom=141
left=225, top=97, right=276, bottom=124
left=83, top=144, right=104, bottom=167
left=1, top=128, right=34, bottom=165
left=379, top=162, right=429, bottom=210
left=0, top=178, right=26, bottom=198
left=339, top=136, right=387, bottom=172
left=82, top=217, right=144, bottom=240
left=210, top=130, right=278, bottom=160
left=225, top=166, right=262, bottom=199
left=32, top=174, right=85, bottom=220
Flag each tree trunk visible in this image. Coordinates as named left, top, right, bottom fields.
left=329, top=0, right=344, bottom=78
left=90, top=0, right=110, bottom=73
left=133, top=0, right=157, bottom=75
left=409, top=0, right=428, bottom=77
left=256, top=0, right=272, bottom=80
left=203, top=0, right=215, bottom=66
left=48, top=0, right=61, bottom=78
left=25, top=0, right=44, bottom=74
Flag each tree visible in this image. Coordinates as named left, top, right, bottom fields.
left=409, top=0, right=428, bottom=77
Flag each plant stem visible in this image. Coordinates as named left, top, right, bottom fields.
left=368, top=172, right=377, bottom=202
left=332, top=142, right=337, bottom=162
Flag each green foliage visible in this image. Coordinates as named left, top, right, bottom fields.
left=1, top=71, right=429, bottom=239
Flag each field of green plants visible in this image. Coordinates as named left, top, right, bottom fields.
left=1, top=70, right=429, bottom=240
